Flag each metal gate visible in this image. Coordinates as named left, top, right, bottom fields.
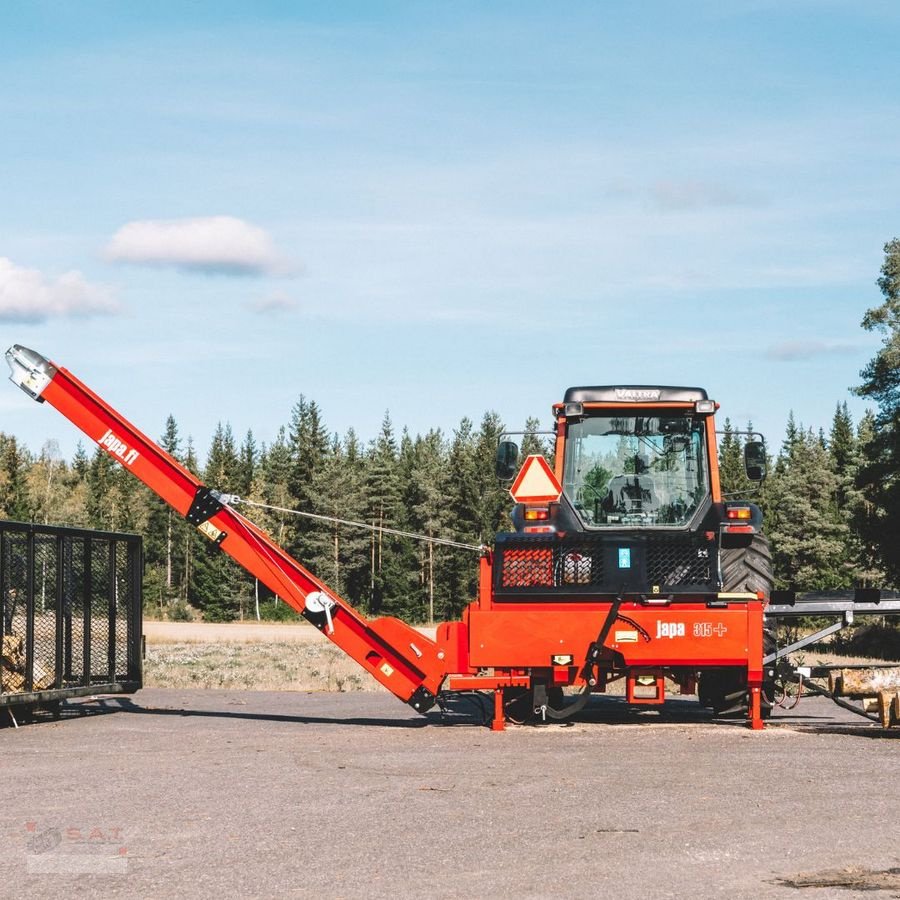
left=0, top=519, right=142, bottom=709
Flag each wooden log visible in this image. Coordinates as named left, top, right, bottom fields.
left=877, top=690, right=900, bottom=728
left=1, top=634, right=54, bottom=692
left=1, top=634, right=24, bottom=669
left=832, top=668, right=900, bottom=697
left=32, top=659, right=55, bottom=690
left=878, top=691, right=891, bottom=728
left=1, top=669, right=26, bottom=693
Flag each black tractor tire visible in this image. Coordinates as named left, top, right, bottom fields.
left=699, top=534, right=776, bottom=718
left=719, top=532, right=773, bottom=597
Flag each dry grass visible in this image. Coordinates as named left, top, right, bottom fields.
left=141, top=621, right=438, bottom=693
left=143, top=639, right=382, bottom=692
left=143, top=620, right=319, bottom=645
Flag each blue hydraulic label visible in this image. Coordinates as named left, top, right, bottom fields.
left=617, top=547, right=631, bottom=569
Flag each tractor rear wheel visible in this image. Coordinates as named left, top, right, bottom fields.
left=699, top=534, right=775, bottom=718
left=719, top=534, right=774, bottom=600
left=719, top=532, right=773, bottom=596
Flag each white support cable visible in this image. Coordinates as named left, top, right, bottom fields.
left=230, top=497, right=486, bottom=554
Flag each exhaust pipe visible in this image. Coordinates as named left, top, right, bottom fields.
left=5, top=344, right=57, bottom=402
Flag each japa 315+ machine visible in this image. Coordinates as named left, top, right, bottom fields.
left=8, top=345, right=900, bottom=730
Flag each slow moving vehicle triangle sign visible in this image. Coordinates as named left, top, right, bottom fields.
left=509, top=455, right=563, bottom=503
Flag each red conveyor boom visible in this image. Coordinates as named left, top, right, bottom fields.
left=6, top=345, right=445, bottom=712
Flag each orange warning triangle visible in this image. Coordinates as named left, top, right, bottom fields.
left=509, top=455, right=562, bottom=503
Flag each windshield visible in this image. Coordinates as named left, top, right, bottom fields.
left=563, top=415, right=709, bottom=527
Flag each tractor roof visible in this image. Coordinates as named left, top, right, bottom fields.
left=563, top=385, right=709, bottom=403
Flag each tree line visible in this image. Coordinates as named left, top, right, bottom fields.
left=1, top=239, right=898, bottom=619
left=0, top=402, right=547, bottom=622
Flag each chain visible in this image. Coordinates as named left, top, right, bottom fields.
left=229, top=497, right=486, bottom=553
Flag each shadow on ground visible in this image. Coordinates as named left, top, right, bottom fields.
left=3, top=690, right=897, bottom=739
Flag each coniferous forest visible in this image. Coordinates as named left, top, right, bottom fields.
left=2, top=239, right=899, bottom=621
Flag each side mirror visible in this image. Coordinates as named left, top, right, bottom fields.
left=744, top=441, right=767, bottom=482
left=495, top=440, right=519, bottom=480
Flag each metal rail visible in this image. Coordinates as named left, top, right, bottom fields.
left=767, top=588, right=900, bottom=618
left=764, top=589, right=900, bottom=664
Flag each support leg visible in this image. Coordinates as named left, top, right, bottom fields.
left=749, top=683, right=764, bottom=730
left=491, top=689, right=505, bottom=731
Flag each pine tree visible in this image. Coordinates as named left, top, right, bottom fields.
left=402, top=429, right=447, bottom=622
left=286, top=397, right=330, bottom=565
left=307, top=434, right=354, bottom=595
left=854, top=237, right=900, bottom=583
left=85, top=448, right=116, bottom=528
left=829, top=403, right=855, bottom=487
left=520, top=416, right=551, bottom=459
left=247, top=427, right=292, bottom=548
left=718, top=419, right=745, bottom=496
left=473, top=411, right=509, bottom=541
left=144, top=416, right=191, bottom=610
left=0, top=434, right=31, bottom=520
left=438, top=417, right=481, bottom=619
left=334, top=428, right=373, bottom=609
left=237, top=429, right=257, bottom=497
left=765, top=426, right=849, bottom=589
left=363, top=413, right=406, bottom=615
left=851, top=411, right=888, bottom=585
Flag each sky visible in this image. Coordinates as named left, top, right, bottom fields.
left=1, top=1, right=899, bottom=466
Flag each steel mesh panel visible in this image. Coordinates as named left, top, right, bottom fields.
left=500, top=547, right=554, bottom=588
left=1, top=521, right=141, bottom=700
left=114, top=540, right=133, bottom=679
left=646, top=536, right=713, bottom=588
left=63, top=536, right=86, bottom=687
left=2, top=533, right=28, bottom=635
left=32, top=535, right=59, bottom=690
left=90, top=541, right=111, bottom=680
left=1, top=533, right=28, bottom=694
left=494, top=533, right=716, bottom=597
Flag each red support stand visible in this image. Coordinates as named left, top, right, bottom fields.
left=491, top=689, right=505, bottom=731
left=749, top=683, right=764, bottom=730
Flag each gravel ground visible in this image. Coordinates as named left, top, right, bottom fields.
left=1, top=689, right=898, bottom=900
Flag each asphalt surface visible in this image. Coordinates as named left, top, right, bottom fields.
left=2, top=689, right=898, bottom=900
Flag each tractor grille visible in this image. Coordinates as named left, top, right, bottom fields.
left=493, top=532, right=717, bottom=599
left=646, top=538, right=713, bottom=588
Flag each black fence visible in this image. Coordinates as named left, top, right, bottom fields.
left=0, top=519, right=142, bottom=708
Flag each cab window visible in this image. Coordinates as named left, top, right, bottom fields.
left=562, top=415, right=708, bottom=527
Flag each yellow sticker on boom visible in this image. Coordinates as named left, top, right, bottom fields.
left=198, top=521, right=224, bottom=543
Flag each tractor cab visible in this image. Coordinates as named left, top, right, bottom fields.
left=562, top=408, right=708, bottom=528
left=495, top=386, right=766, bottom=598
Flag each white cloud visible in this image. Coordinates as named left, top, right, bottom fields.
left=105, top=216, right=292, bottom=276
left=765, top=340, right=861, bottom=362
left=249, top=290, right=299, bottom=314
left=649, top=180, right=752, bottom=211
left=0, top=257, right=119, bottom=322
